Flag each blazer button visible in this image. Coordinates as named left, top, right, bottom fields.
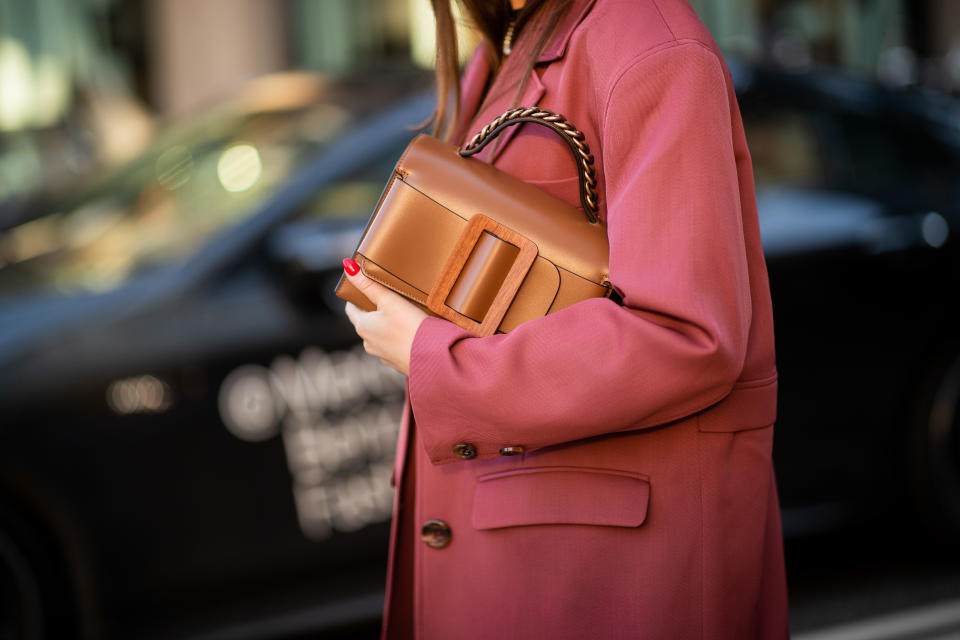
left=421, top=519, right=452, bottom=549
left=452, top=442, right=478, bottom=460
left=499, top=445, right=525, bottom=456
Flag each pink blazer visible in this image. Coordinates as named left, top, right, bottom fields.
left=385, top=1, right=789, bottom=637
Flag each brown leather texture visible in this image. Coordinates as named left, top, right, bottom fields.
left=335, top=132, right=613, bottom=335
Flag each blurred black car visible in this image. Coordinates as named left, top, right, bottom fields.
left=735, top=62, right=960, bottom=538
left=0, top=63, right=958, bottom=638
left=0, top=71, right=432, bottom=639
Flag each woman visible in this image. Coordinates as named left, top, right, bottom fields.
left=342, top=0, right=789, bottom=637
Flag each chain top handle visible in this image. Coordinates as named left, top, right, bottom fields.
left=459, top=107, right=601, bottom=224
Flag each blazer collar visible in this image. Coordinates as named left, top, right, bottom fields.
left=537, top=0, right=597, bottom=64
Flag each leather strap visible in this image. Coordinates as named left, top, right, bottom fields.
left=459, top=107, right=601, bottom=224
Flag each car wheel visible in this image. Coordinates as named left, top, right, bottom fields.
left=908, top=352, right=960, bottom=543
left=0, top=506, right=76, bottom=640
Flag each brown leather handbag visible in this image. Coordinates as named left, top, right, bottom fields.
left=335, top=107, right=613, bottom=337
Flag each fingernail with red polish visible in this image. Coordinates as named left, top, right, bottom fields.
left=343, top=258, right=360, bottom=276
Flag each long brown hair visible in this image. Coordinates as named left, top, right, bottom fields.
left=428, top=0, right=574, bottom=142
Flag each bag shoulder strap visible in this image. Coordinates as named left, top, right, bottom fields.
left=459, top=107, right=601, bottom=224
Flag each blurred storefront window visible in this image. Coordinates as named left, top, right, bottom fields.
left=0, top=0, right=152, bottom=227
left=689, top=0, right=960, bottom=95
left=289, top=0, right=477, bottom=74
left=691, top=0, right=911, bottom=74
left=0, top=0, right=108, bottom=131
left=292, top=0, right=404, bottom=74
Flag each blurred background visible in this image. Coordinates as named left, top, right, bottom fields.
left=0, top=0, right=959, bottom=638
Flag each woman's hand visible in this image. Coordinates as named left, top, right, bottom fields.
left=342, top=258, right=428, bottom=376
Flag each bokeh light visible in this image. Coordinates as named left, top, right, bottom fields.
left=217, top=143, right=262, bottom=193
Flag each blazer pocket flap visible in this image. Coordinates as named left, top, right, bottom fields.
left=472, top=466, right=650, bottom=530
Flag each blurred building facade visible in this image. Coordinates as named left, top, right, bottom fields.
left=142, top=0, right=960, bottom=114
left=4, top=0, right=960, bottom=119
left=1, top=0, right=960, bottom=214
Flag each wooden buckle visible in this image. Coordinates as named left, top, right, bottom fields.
left=427, top=214, right=537, bottom=337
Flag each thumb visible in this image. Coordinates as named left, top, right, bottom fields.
left=342, top=257, right=390, bottom=307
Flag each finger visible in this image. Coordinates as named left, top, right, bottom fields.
left=344, top=300, right=360, bottom=327
left=379, top=356, right=403, bottom=375
left=342, top=258, right=391, bottom=308
left=345, top=302, right=374, bottom=339
left=362, top=340, right=380, bottom=358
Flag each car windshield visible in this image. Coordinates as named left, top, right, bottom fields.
left=0, top=72, right=424, bottom=299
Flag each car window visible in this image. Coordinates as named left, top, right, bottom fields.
left=0, top=104, right=349, bottom=299
left=293, top=143, right=406, bottom=223
left=741, top=80, right=960, bottom=213
left=740, top=96, right=829, bottom=192
left=838, top=114, right=960, bottom=211
left=0, top=72, right=429, bottom=300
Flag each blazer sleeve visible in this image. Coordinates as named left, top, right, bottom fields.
left=408, top=42, right=752, bottom=465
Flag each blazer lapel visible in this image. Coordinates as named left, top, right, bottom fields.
left=537, top=0, right=597, bottom=64
left=467, top=69, right=546, bottom=164
left=459, top=0, right=596, bottom=164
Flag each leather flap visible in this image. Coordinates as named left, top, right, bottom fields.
left=473, top=466, right=650, bottom=530
left=352, top=178, right=562, bottom=330
left=399, top=134, right=610, bottom=286
left=358, top=178, right=464, bottom=295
